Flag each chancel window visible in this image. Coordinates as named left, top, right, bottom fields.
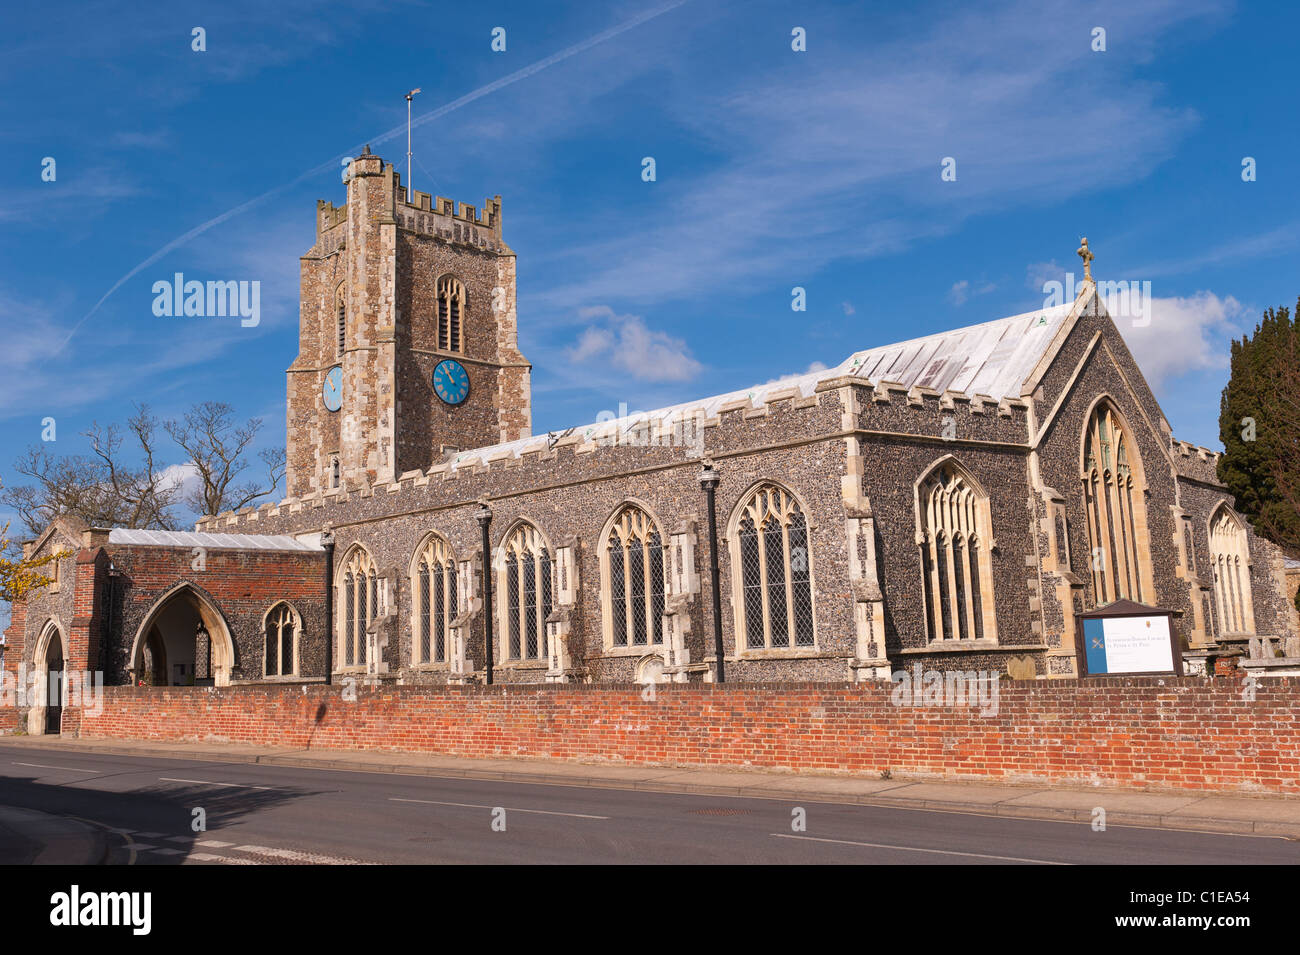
left=733, top=484, right=814, bottom=650
left=1209, top=506, right=1255, bottom=636
left=604, top=505, right=666, bottom=648
left=339, top=548, right=378, bottom=669
left=264, top=603, right=299, bottom=677
left=500, top=523, right=552, bottom=661
left=919, top=461, right=996, bottom=642
left=413, top=535, right=458, bottom=664
left=437, top=275, right=466, bottom=353
left=1082, top=403, right=1150, bottom=604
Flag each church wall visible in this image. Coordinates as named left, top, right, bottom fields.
left=1036, top=311, right=1187, bottom=629
left=2, top=535, right=81, bottom=731
left=102, top=545, right=329, bottom=685
left=74, top=678, right=1300, bottom=796
left=393, top=229, right=525, bottom=475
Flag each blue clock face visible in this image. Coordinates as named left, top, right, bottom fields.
left=322, top=365, right=343, bottom=412
left=433, top=359, right=470, bottom=405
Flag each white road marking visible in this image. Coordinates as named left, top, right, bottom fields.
left=770, top=833, right=1071, bottom=864
left=232, top=844, right=371, bottom=864
left=158, top=776, right=277, bottom=791
left=14, top=761, right=100, bottom=773
left=188, top=851, right=257, bottom=865
left=196, top=839, right=233, bottom=848
left=390, top=796, right=610, bottom=819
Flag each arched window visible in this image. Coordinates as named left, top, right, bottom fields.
left=499, top=523, right=552, bottom=661
left=732, top=484, right=814, bottom=650
left=264, top=603, right=299, bottom=677
left=413, top=535, right=458, bottom=664
left=1209, top=506, right=1255, bottom=636
left=329, top=454, right=341, bottom=489
left=339, top=548, right=377, bottom=669
left=335, top=285, right=346, bottom=358
left=602, top=505, right=667, bottom=649
left=437, top=275, right=466, bottom=353
left=1081, top=402, right=1150, bottom=604
left=918, top=460, right=996, bottom=642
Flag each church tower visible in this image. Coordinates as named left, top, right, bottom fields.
left=286, top=148, right=532, bottom=497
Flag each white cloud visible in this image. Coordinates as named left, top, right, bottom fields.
left=527, top=0, right=1219, bottom=315
left=1114, top=291, right=1247, bottom=389
left=158, top=461, right=203, bottom=503
left=948, top=281, right=971, bottom=305
left=841, top=301, right=856, bottom=316
left=567, top=306, right=702, bottom=382
left=760, top=361, right=829, bottom=387
left=1026, top=259, right=1066, bottom=293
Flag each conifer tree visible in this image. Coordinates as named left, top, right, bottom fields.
left=1218, top=299, right=1300, bottom=555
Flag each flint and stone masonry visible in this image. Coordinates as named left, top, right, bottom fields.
left=6, top=150, right=1297, bottom=738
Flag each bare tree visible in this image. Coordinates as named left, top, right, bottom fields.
left=165, top=402, right=286, bottom=517
left=1, top=405, right=181, bottom=535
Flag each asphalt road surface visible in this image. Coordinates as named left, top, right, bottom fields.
left=0, top=743, right=1294, bottom=865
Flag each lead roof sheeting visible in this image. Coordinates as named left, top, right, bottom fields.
left=438, top=302, right=1073, bottom=471
left=108, top=529, right=323, bottom=551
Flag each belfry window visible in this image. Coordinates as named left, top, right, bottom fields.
left=413, top=535, right=458, bottom=664
left=335, top=285, right=346, bottom=358
left=1081, top=402, right=1151, bottom=604
left=264, top=603, right=299, bottom=677
left=603, top=505, right=667, bottom=649
left=1209, top=505, right=1255, bottom=636
left=437, top=275, right=466, bottom=353
left=499, top=523, right=552, bottom=661
left=918, top=460, right=997, bottom=642
left=339, top=548, right=378, bottom=669
left=732, top=484, right=815, bottom=650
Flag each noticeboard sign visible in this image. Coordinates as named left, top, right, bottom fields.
left=1075, top=601, right=1182, bottom=676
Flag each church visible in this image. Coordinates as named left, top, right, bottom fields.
left=7, top=147, right=1296, bottom=734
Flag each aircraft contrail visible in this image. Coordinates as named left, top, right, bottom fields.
left=54, top=0, right=690, bottom=356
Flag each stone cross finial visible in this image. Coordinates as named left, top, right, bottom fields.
left=1076, top=237, right=1094, bottom=282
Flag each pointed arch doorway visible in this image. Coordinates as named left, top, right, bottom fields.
left=129, top=585, right=236, bottom=686
left=30, top=622, right=65, bottom=735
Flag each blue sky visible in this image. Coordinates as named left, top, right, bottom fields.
left=2, top=0, right=1298, bottom=550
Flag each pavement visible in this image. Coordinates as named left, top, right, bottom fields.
left=4, top=733, right=1300, bottom=840
left=0, top=804, right=111, bottom=864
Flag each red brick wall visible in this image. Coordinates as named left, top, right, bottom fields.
left=76, top=678, right=1300, bottom=795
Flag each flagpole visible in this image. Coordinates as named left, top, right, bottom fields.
left=405, top=88, right=421, bottom=201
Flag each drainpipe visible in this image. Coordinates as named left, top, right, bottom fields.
left=698, top=460, right=725, bottom=683
left=321, top=531, right=335, bottom=686
left=476, top=500, right=494, bottom=685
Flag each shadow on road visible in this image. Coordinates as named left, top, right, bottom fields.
left=0, top=771, right=325, bottom=864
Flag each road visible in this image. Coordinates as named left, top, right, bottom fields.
left=0, top=743, right=1294, bottom=864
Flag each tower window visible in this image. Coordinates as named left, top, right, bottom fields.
left=329, top=454, right=340, bottom=489
left=437, top=275, right=466, bottom=353
left=335, top=286, right=346, bottom=358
